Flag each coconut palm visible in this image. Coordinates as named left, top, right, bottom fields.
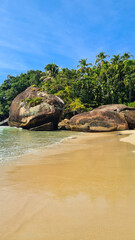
left=44, top=63, right=59, bottom=77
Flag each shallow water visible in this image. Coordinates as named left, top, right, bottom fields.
left=0, top=126, right=79, bottom=162
left=0, top=132, right=135, bottom=240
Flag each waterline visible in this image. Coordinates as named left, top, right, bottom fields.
left=0, top=126, right=79, bottom=163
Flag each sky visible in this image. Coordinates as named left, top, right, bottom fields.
left=0, top=0, right=135, bottom=84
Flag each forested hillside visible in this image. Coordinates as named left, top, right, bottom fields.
left=1, top=52, right=135, bottom=119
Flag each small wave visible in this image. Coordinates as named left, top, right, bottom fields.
left=0, top=128, right=80, bottom=164
left=0, top=126, right=9, bottom=132
left=0, top=126, right=22, bottom=132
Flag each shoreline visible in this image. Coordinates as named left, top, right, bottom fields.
left=1, top=129, right=135, bottom=169
left=0, top=131, right=111, bottom=182
left=7, top=131, right=116, bottom=165
left=0, top=130, right=111, bottom=165
left=0, top=127, right=82, bottom=165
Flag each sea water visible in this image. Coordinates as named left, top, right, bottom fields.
left=0, top=126, right=79, bottom=163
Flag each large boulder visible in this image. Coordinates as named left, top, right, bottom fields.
left=69, top=104, right=135, bottom=132
left=69, top=107, right=129, bottom=132
left=8, top=86, right=64, bottom=130
left=96, top=104, right=135, bottom=129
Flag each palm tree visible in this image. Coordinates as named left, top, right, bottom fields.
left=121, top=52, right=133, bottom=61
left=109, top=54, right=125, bottom=103
left=44, top=63, right=59, bottom=77
left=110, top=54, right=121, bottom=70
left=77, top=58, right=92, bottom=74
left=124, top=59, right=135, bottom=102
left=95, top=52, right=109, bottom=65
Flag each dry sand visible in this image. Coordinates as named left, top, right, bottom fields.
left=120, top=129, right=135, bottom=145
left=0, top=131, right=135, bottom=240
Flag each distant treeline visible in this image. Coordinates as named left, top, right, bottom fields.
left=0, top=52, right=135, bottom=119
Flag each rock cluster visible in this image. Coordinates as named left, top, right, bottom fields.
left=8, top=88, right=135, bottom=133
left=69, top=104, right=135, bottom=132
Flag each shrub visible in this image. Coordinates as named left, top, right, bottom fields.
left=25, top=97, right=43, bottom=107
left=125, top=102, right=135, bottom=108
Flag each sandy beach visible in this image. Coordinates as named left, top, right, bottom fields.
left=0, top=131, right=135, bottom=240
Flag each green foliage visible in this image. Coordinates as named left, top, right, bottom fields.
left=44, top=63, right=59, bottom=77
left=0, top=70, right=42, bottom=117
left=25, top=97, right=43, bottom=107
left=126, top=102, right=135, bottom=108
left=69, top=98, right=86, bottom=113
left=1, top=52, right=135, bottom=119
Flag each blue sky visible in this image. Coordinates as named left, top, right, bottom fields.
left=0, top=0, right=135, bottom=84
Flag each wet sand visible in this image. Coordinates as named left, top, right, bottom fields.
left=0, top=131, right=135, bottom=240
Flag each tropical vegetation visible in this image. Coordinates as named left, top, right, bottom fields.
left=1, top=52, right=135, bottom=119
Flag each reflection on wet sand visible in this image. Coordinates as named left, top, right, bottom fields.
left=0, top=133, right=135, bottom=240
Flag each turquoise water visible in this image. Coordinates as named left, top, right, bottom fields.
left=0, top=127, right=79, bottom=163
